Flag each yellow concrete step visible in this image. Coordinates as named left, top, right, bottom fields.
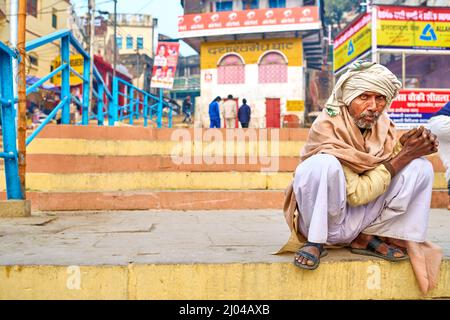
left=0, top=209, right=449, bottom=299
left=1, top=260, right=449, bottom=299
left=0, top=171, right=446, bottom=192
left=27, top=138, right=303, bottom=157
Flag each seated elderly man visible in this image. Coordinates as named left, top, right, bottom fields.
left=283, top=61, right=440, bottom=273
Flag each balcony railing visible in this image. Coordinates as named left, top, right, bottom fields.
left=173, top=76, right=200, bottom=90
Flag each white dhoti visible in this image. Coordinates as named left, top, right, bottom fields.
left=225, top=118, right=236, bottom=129
left=293, top=154, right=434, bottom=245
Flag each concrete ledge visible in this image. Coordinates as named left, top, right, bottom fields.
left=0, top=190, right=447, bottom=211
left=0, top=200, right=31, bottom=218
left=0, top=210, right=448, bottom=299
left=0, top=260, right=449, bottom=300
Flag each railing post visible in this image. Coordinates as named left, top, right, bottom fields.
left=157, top=89, right=163, bottom=128
left=110, top=76, right=118, bottom=126
left=97, top=83, right=104, bottom=126
left=144, top=96, right=148, bottom=127
left=82, top=55, right=91, bottom=125
left=168, top=102, right=172, bottom=128
left=0, top=50, right=23, bottom=199
left=60, top=35, right=71, bottom=124
left=129, top=87, right=134, bottom=125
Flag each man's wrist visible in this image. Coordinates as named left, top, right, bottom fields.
left=383, top=161, right=396, bottom=177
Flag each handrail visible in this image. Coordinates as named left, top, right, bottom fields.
left=26, top=97, right=68, bottom=146
left=113, top=77, right=172, bottom=128
left=1, top=29, right=173, bottom=200
left=26, top=63, right=67, bottom=95
left=25, top=29, right=71, bottom=52
left=0, top=42, right=23, bottom=199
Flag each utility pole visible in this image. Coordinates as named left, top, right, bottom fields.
left=10, top=0, right=18, bottom=99
left=113, top=0, right=117, bottom=82
left=136, top=48, right=140, bottom=89
left=17, top=0, right=26, bottom=196
left=88, top=0, right=96, bottom=118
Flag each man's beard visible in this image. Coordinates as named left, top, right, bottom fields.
left=353, top=110, right=381, bottom=129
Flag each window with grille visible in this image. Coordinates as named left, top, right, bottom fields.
left=52, top=9, right=57, bottom=28
left=242, top=0, right=259, bottom=10
left=137, top=36, right=144, bottom=49
left=126, top=36, right=133, bottom=49
left=29, top=54, right=38, bottom=67
left=116, top=36, right=123, bottom=49
left=218, top=54, right=245, bottom=85
left=27, top=0, right=38, bottom=17
left=258, top=52, right=288, bottom=83
left=268, top=0, right=286, bottom=8
left=216, top=1, right=233, bottom=12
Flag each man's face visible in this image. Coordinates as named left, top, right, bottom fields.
left=158, top=46, right=166, bottom=56
left=348, top=91, right=387, bottom=129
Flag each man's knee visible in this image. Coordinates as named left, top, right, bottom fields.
left=295, top=154, right=342, bottom=181
left=405, top=158, right=434, bottom=183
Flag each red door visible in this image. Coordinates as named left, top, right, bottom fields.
left=265, top=98, right=280, bottom=128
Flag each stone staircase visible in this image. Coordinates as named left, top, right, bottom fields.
left=0, top=124, right=447, bottom=210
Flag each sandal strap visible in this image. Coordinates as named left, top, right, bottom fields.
left=366, top=237, right=384, bottom=252
left=387, top=246, right=404, bottom=259
left=303, top=241, right=324, bottom=251
left=295, top=250, right=319, bottom=264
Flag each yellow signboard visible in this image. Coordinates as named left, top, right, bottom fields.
left=201, top=38, right=302, bottom=69
left=333, top=14, right=372, bottom=73
left=51, top=54, right=84, bottom=86
left=286, top=100, right=304, bottom=112
left=377, top=20, right=450, bottom=49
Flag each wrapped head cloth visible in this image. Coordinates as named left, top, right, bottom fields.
left=325, top=60, right=402, bottom=117
left=301, top=60, right=403, bottom=174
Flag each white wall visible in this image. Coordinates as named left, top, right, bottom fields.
left=197, top=64, right=304, bottom=128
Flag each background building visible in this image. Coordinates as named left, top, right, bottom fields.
left=0, top=0, right=71, bottom=79
left=171, top=54, right=200, bottom=110
left=104, top=13, right=157, bottom=90
left=180, top=0, right=326, bottom=128
left=333, top=4, right=450, bottom=129
left=77, top=13, right=157, bottom=90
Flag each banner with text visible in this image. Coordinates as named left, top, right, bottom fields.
left=51, top=54, right=84, bottom=86
left=151, top=42, right=180, bottom=90
left=333, top=13, right=371, bottom=73
left=178, top=6, right=320, bottom=38
left=388, top=89, right=450, bottom=129
left=377, top=6, right=450, bottom=50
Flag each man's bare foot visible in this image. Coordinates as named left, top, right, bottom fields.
left=350, top=234, right=406, bottom=259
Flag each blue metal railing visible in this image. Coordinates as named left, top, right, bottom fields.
left=0, top=41, right=22, bottom=199
left=0, top=29, right=171, bottom=200
left=113, top=77, right=172, bottom=128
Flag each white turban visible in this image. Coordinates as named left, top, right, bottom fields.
left=326, top=60, right=402, bottom=117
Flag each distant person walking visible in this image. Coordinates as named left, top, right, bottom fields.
left=223, top=94, right=237, bottom=128
left=209, top=96, right=222, bottom=128
left=238, top=98, right=251, bottom=128
left=182, top=96, right=192, bottom=124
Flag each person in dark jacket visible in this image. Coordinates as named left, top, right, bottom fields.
left=182, top=96, right=192, bottom=123
left=238, top=98, right=251, bottom=128
left=209, top=96, right=222, bottom=128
